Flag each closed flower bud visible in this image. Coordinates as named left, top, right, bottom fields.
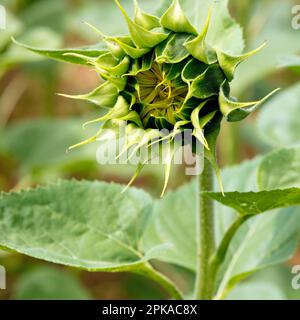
left=16, top=0, right=279, bottom=196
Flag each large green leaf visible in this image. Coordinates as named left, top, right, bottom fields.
left=0, top=180, right=159, bottom=271
left=208, top=147, right=300, bottom=215
left=205, top=188, right=300, bottom=216
left=214, top=207, right=300, bottom=299
left=0, top=180, right=184, bottom=299
left=257, top=83, right=300, bottom=148
left=216, top=208, right=300, bottom=298
left=142, top=181, right=197, bottom=271
left=208, top=147, right=300, bottom=298
left=13, top=266, right=91, bottom=300
left=158, top=0, right=244, bottom=55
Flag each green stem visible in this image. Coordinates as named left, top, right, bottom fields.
left=139, top=263, right=184, bottom=300
left=194, top=159, right=215, bottom=300
left=208, top=215, right=249, bottom=299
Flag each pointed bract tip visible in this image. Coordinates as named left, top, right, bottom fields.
left=56, top=93, right=76, bottom=99
left=83, top=22, right=104, bottom=37
left=67, top=146, right=75, bottom=152
left=82, top=122, right=89, bottom=129
left=114, top=0, right=123, bottom=12
left=121, top=185, right=128, bottom=194
left=11, top=36, right=18, bottom=45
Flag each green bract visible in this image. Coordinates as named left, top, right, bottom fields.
left=16, top=0, right=278, bottom=195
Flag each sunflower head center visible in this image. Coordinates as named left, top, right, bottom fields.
left=134, top=62, right=188, bottom=126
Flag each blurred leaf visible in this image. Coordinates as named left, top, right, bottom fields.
left=205, top=188, right=300, bottom=216
left=142, top=181, right=196, bottom=271
left=215, top=206, right=300, bottom=299
left=227, top=264, right=300, bottom=300
left=227, top=280, right=286, bottom=300
left=0, top=118, right=170, bottom=188
left=257, top=83, right=300, bottom=148
left=0, top=11, right=22, bottom=51
left=232, top=0, right=300, bottom=94
left=258, top=147, right=300, bottom=191
left=19, top=0, right=68, bottom=32
left=0, top=249, right=9, bottom=258
left=278, top=54, right=300, bottom=73
left=13, top=266, right=91, bottom=300
left=251, top=265, right=300, bottom=300
left=0, top=180, right=161, bottom=271
left=1, top=28, right=62, bottom=68
left=0, top=118, right=97, bottom=175
left=68, top=0, right=162, bottom=40
left=239, top=122, right=272, bottom=154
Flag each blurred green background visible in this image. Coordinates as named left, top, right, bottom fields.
left=0, top=0, right=299, bottom=300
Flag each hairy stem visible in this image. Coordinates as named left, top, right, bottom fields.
left=194, top=159, right=215, bottom=299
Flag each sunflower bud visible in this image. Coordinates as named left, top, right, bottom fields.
left=17, top=0, right=279, bottom=196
